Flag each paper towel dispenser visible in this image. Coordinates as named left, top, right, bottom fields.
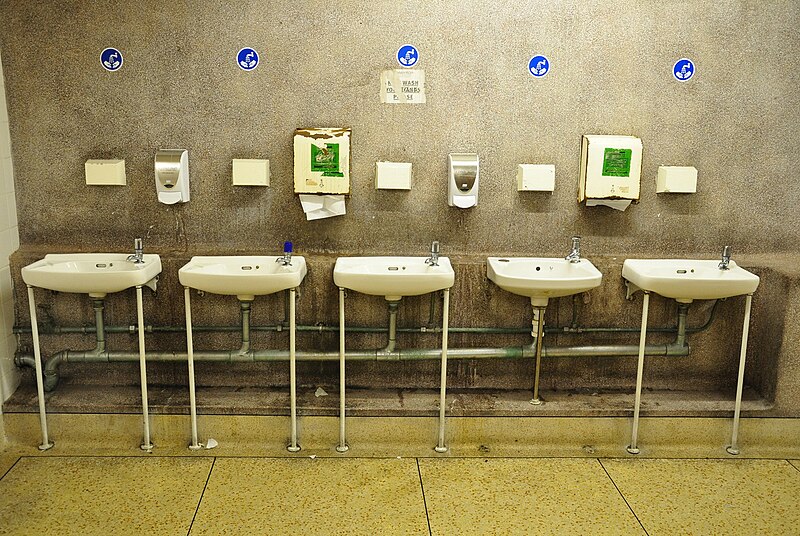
left=448, top=153, right=479, bottom=208
left=155, top=149, right=190, bottom=204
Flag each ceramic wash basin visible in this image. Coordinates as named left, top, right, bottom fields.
left=333, top=256, right=455, bottom=300
left=487, top=257, right=603, bottom=306
left=22, top=253, right=162, bottom=298
left=178, top=255, right=307, bottom=301
left=622, top=259, right=759, bottom=303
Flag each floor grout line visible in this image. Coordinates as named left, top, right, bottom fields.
left=787, top=459, right=800, bottom=473
left=416, top=458, right=433, bottom=536
left=597, top=459, right=650, bottom=536
left=186, top=457, right=216, bottom=536
left=0, top=456, right=22, bottom=482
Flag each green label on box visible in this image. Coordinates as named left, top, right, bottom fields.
left=311, top=143, right=340, bottom=176
left=602, top=148, right=632, bottom=177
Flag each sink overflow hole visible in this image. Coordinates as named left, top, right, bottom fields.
left=388, top=266, right=399, bottom=271
left=677, top=269, right=687, bottom=274
left=242, top=266, right=253, bottom=271
left=96, top=263, right=107, bottom=268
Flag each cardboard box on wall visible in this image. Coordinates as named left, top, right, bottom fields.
left=578, top=135, right=642, bottom=203
left=293, top=128, right=351, bottom=195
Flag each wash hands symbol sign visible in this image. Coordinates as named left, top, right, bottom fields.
left=673, top=58, right=695, bottom=81
left=397, top=45, right=419, bottom=68
left=100, top=48, right=123, bottom=71
left=237, top=47, right=260, bottom=71
left=528, top=55, right=549, bottom=77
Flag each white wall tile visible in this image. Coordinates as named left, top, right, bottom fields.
left=0, top=194, right=8, bottom=230
left=0, top=121, right=9, bottom=160
left=0, top=298, right=12, bottom=338
left=0, top=266, right=11, bottom=301
left=10, top=226, right=18, bottom=252
left=1, top=157, right=12, bottom=194
left=6, top=192, right=16, bottom=227
left=0, top=228, right=11, bottom=265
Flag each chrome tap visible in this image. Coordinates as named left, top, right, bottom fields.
left=126, top=238, right=144, bottom=264
left=425, top=241, right=440, bottom=267
left=719, top=245, right=732, bottom=270
left=565, top=236, right=581, bottom=263
left=277, top=241, right=293, bottom=266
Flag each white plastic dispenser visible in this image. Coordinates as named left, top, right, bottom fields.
left=656, top=166, right=697, bottom=193
left=232, top=159, right=270, bottom=186
left=155, top=149, right=190, bottom=204
left=375, top=161, right=412, bottom=190
left=517, top=164, right=555, bottom=192
left=85, top=159, right=126, bottom=186
left=448, top=153, right=479, bottom=208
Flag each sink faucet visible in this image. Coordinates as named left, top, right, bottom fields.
left=126, top=238, right=144, bottom=264
left=719, top=245, right=732, bottom=270
left=277, top=241, right=293, bottom=266
left=565, top=236, right=581, bottom=263
left=425, top=241, right=440, bottom=267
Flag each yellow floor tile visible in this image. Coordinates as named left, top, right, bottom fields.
left=190, top=457, right=428, bottom=535
left=602, top=459, right=800, bottom=535
left=0, top=454, right=20, bottom=479
left=0, top=456, right=212, bottom=535
left=419, top=458, right=645, bottom=535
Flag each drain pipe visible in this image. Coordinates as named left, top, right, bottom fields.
left=380, top=301, right=400, bottom=354
left=238, top=301, right=251, bottom=355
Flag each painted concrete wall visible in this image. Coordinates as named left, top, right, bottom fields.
left=0, top=2, right=798, bottom=415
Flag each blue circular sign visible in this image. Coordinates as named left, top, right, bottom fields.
left=237, top=47, right=260, bottom=71
left=100, top=47, right=123, bottom=72
left=673, top=58, right=695, bottom=81
left=397, top=45, right=419, bottom=68
left=528, top=55, right=550, bottom=77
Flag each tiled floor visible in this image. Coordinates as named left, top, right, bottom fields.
left=0, top=455, right=798, bottom=535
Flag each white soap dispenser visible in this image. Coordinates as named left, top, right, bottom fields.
left=448, top=153, right=479, bottom=208
left=155, top=149, right=190, bottom=204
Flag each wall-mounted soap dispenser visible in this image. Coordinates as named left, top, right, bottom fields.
left=448, top=153, right=479, bottom=208
left=155, top=149, right=190, bottom=204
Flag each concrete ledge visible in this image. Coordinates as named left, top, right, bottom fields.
left=3, top=413, right=798, bottom=460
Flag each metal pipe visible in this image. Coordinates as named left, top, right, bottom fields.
left=381, top=301, right=400, bottom=354
left=287, top=288, right=300, bottom=452
left=727, top=294, right=753, bottom=456
left=16, top=340, right=691, bottom=391
left=435, top=289, right=450, bottom=453
left=336, top=288, right=348, bottom=453
left=627, top=292, right=651, bottom=455
left=92, top=299, right=106, bottom=353
left=185, top=287, right=200, bottom=450
left=238, top=301, right=251, bottom=355
left=26, top=286, right=53, bottom=451
left=674, top=303, right=689, bottom=348
left=14, top=302, right=719, bottom=337
left=530, top=306, right=545, bottom=405
left=136, top=286, right=153, bottom=451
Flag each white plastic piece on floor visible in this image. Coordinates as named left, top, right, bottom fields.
left=309, top=455, right=317, bottom=459
left=205, top=438, right=218, bottom=449
left=315, top=387, right=328, bottom=397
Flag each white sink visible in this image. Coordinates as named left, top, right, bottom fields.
left=179, top=255, right=307, bottom=301
left=333, top=256, right=455, bottom=300
left=22, top=254, right=162, bottom=298
left=622, top=259, right=760, bottom=303
left=487, top=257, right=603, bottom=306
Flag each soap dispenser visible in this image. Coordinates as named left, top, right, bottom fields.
left=448, top=153, right=479, bottom=208
left=155, top=149, right=190, bottom=204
